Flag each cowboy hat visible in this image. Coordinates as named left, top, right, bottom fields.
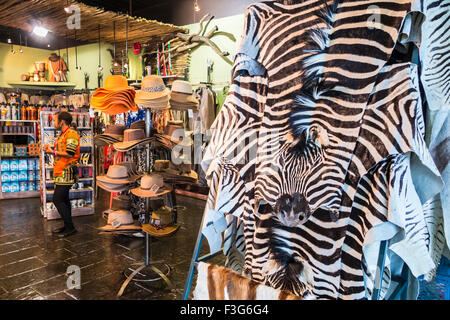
left=99, top=75, right=134, bottom=92
left=96, top=124, right=126, bottom=141
left=98, top=210, right=142, bottom=232
left=113, top=129, right=154, bottom=152
left=157, top=122, right=193, bottom=146
left=112, top=194, right=132, bottom=211
left=131, top=174, right=172, bottom=198
left=151, top=206, right=173, bottom=226
left=97, top=165, right=134, bottom=185
left=170, top=80, right=199, bottom=105
left=142, top=223, right=180, bottom=237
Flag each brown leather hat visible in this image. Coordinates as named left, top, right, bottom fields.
left=130, top=120, right=145, bottom=130
left=113, top=129, right=154, bottom=151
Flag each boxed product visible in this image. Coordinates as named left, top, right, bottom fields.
left=9, top=171, right=19, bottom=182
left=35, top=181, right=40, bottom=191
left=1, top=160, right=10, bottom=172
left=18, top=159, right=28, bottom=171
left=27, top=159, right=35, bottom=171
left=28, top=170, right=35, bottom=181
left=34, top=158, right=40, bottom=170
left=2, top=182, right=10, bottom=193
left=35, top=170, right=40, bottom=181
left=1, top=171, right=11, bottom=182
left=19, top=182, right=28, bottom=192
left=28, top=182, right=35, bottom=191
left=10, top=182, right=19, bottom=193
left=18, top=170, right=28, bottom=182
left=9, top=159, right=19, bottom=171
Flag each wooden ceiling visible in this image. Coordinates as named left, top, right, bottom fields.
left=0, top=0, right=186, bottom=52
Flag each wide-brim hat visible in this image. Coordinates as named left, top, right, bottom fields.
left=142, top=223, right=180, bottom=237
left=135, top=75, right=170, bottom=101
left=97, top=180, right=132, bottom=193
left=135, top=96, right=170, bottom=110
left=101, top=75, right=134, bottom=92
left=170, top=91, right=199, bottom=105
left=112, top=195, right=132, bottom=210
left=97, top=164, right=134, bottom=185
left=113, top=129, right=153, bottom=151
left=131, top=183, right=172, bottom=198
left=170, top=100, right=198, bottom=111
left=98, top=210, right=142, bottom=232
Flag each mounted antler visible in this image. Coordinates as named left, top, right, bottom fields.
left=144, top=14, right=236, bottom=65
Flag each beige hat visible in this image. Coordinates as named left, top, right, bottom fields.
left=131, top=174, right=172, bottom=198
left=99, top=210, right=141, bottom=232
left=97, top=165, right=133, bottom=185
left=135, top=75, right=170, bottom=102
left=97, top=180, right=132, bottom=193
left=170, top=80, right=199, bottom=106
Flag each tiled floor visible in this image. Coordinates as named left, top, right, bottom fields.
left=0, top=191, right=224, bottom=300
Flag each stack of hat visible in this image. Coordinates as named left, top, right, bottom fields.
left=97, top=164, right=135, bottom=193
left=155, top=121, right=193, bottom=150
left=94, top=124, right=126, bottom=146
left=91, top=75, right=138, bottom=115
left=113, top=128, right=155, bottom=152
left=169, top=80, right=199, bottom=111
left=135, top=75, right=170, bottom=110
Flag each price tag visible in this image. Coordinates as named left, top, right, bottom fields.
left=89, top=108, right=95, bottom=118
left=188, top=109, right=194, bottom=118
left=150, top=184, right=160, bottom=193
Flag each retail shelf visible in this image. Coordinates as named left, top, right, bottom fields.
left=7, top=81, right=76, bottom=90
left=45, top=164, right=93, bottom=169
left=0, top=120, right=39, bottom=123
left=46, top=177, right=93, bottom=184
left=45, top=205, right=95, bottom=220
left=43, top=127, right=92, bottom=130
left=0, top=155, right=39, bottom=158
left=46, top=187, right=93, bottom=194
left=0, top=133, right=35, bottom=136
left=0, top=190, right=40, bottom=199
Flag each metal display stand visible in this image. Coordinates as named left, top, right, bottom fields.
left=39, top=110, right=95, bottom=219
left=117, top=108, right=177, bottom=297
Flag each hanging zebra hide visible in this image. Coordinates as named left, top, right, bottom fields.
left=199, top=0, right=448, bottom=300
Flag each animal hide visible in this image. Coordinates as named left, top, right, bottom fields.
left=193, top=262, right=315, bottom=300
left=198, top=0, right=448, bottom=300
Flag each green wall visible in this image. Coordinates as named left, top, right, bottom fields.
left=0, top=42, right=113, bottom=90
left=0, top=43, right=51, bottom=88
left=184, top=14, right=244, bottom=85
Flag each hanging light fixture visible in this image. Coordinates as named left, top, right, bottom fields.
left=194, top=0, right=200, bottom=12
left=19, top=32, right=23, bottom=53
left=113, top=21, right=118, bottom=67
left=98, top=24, right=103, bottom=71
left=74, top=30, right=81, bottom=70
left=124, top=17, right=129, bottom=70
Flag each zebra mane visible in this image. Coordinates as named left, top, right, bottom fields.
left=288, top=0, right=338, bottom=146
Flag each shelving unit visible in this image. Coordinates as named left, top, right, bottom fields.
left=39, top=111, right=95, bottom=220
left=0, top=119, right=40, bottom=200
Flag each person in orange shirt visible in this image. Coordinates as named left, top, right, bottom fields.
left=43, top=111, right=80, bottom=238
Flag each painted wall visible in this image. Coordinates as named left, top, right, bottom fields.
left=0, top=43, right=51, bottom=88
left=184, top=14, right=245, bottom=85
left=0, top=42, right=113, bottom=90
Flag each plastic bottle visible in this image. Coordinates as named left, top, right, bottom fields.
left=21, top=105, right=27, bottom=120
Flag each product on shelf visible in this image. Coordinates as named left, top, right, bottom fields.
left=0, top=143, right=14, bottom=156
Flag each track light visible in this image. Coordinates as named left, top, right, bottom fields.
left=194, top=0, right=200, bottom=12
left=33, top=26, right=49, bottom=37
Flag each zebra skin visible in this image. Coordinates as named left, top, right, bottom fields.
left=199, top=0, right=446, bottom=300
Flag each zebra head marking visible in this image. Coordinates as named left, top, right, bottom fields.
left=274, top=193, right=312, bottom=227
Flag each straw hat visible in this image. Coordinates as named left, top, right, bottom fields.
left=91, top=75, right=137, bottom=115
left=135, top=75, right=170, bottom=101
left=97, top=165, right=133, bottom=185
left=151, top=206, right=173, bottom=226
left=113, top=129, right=154, bottom=152
left=158, top=122, right=193, bottom=146
left=131, top=174, right=172, bottom=198
left=99, top=210, right=141, bottom=232
left=170, top=80, right=199, bottom=105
